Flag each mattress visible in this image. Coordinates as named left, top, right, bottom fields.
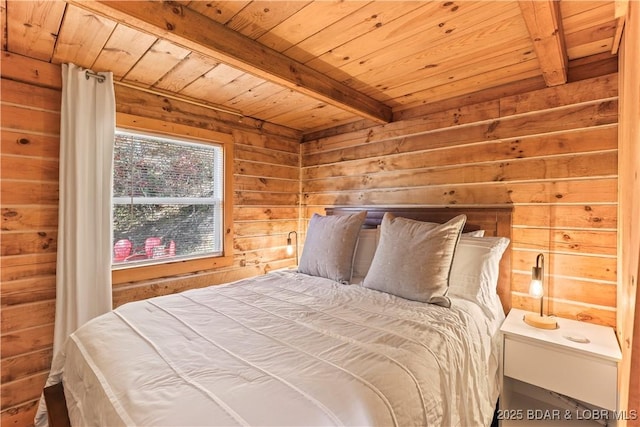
left=60, top=270, right=504, bottom=426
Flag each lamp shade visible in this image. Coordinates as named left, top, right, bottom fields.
left=529, top=253, right=544, bottom=299
left=529, top=278, right=543, bottom=298
left=286, top=231, right=298, bottom=264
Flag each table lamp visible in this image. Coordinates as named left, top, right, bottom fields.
left=523, top=253, right=558, bottom=329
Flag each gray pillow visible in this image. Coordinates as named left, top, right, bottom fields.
left=298, top=211, right=367, bottom=283
left=362, top=213, right=467, bottom=307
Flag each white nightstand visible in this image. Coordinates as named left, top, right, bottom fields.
left=499, top=308, right=622, bottom=426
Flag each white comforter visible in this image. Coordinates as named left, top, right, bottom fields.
left=61, top=270, right=503, bottom=426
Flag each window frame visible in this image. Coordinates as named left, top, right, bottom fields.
left=112, top=113, right=234, bottom=285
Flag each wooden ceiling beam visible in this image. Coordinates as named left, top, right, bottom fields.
left=519, top=0, right=568, bottom=86
left=65, top=0, right=392, bottom=124
left=611, top=0, right=628, bottom=54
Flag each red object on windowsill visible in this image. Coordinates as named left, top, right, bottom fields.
left=113, top=239, right=132, bottom=262
left=121, top=239, right=177, bottom=261
left=144, top=237, right=163, bottom=258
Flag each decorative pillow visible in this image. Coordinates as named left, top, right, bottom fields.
left=362, top=213, right=467, bottom=307
left=298, top=211, right=367, bottom=283
left=449, top=235, right=510, bottom=307
left=351, top=228, right=380, bottom=284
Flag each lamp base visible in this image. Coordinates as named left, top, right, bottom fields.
left=523, top=312, right=558, bottom=329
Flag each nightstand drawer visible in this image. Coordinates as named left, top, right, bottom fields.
left=504, top=337, right=617, bottom=410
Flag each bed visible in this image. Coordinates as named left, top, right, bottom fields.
left=43, top=206, right=513, bottom=427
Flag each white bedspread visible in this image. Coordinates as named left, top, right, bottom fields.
left=61, top=270, right=503, bottom=426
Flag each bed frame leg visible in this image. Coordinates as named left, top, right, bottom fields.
left=43, top=383, right=71, bottom=427
left=491, top=399, right=499, bottom=427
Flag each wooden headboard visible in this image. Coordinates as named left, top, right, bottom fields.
left=325, top=206, right=513, bottom=314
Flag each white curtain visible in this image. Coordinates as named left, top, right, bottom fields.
left=34, top=63, right=115, bottom=426
left=53, top=63, right=115, bottom=354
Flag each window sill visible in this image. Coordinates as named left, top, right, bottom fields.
left=112, top=254, right=233, bottom=285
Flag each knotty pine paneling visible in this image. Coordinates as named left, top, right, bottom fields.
left=0, top=53, right=301, bottom=426
left=618, top=2, right=640, bottom=420
left=0, top=54, right=623, bottom=426
left=0, top=52, right=60, bottom=426
left=302, top=73, right=619, bottom=328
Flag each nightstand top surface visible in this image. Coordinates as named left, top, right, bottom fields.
left=501, top=308, right=622, bottom=362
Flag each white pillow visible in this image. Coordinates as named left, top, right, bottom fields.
left=363, top=213, right=466, bottom=307
left=449, top=235, right=510, bottom=307
left=352, top=228, right=482, bottom=283
left=351, top=228, right=379, bottom=283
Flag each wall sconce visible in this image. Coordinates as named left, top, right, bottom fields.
left=523, top=253, right=558, bottom=329
left=286, top=231, right=298, bottom=265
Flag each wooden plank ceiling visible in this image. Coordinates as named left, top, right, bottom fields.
left=2, top=0, right=618, bottom=135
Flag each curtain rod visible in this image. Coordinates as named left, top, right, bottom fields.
left=85, top=70, right=106, bottom=83
left=116, top=80, right=244, bottom=118
left=84, top=70, right=244, bottom=119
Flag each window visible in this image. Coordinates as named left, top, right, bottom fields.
left=112, top=130, right=224, bottom=267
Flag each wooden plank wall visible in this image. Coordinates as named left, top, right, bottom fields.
left=109, top=84, right=301, bottom=306
left=0, top=53, right=301, bottom=426
left=618, top=0, right=640, bottom=422
left=302, top=73, right=619, bottom=328
left=1, top=53, right=61, bottom=427
left=0, top=55, right=624, bottom=427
